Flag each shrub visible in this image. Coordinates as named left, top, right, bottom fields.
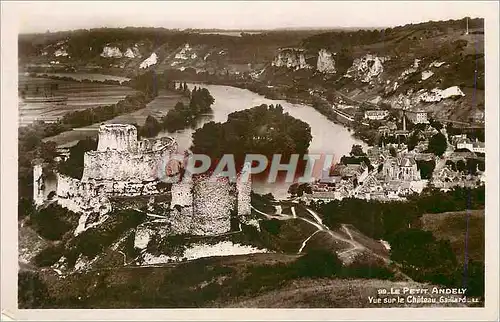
left=29, top=204, right=79, bottom=241
left=343, top=253, right=394, bottom=280
left=293, top=249, right=343, bottom=278
left=33, top=244, right=64, bottom=267
left=260, top=219, right=282, bottom=235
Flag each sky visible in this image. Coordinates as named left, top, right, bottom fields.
left=6, top=1, right=492, bottom=34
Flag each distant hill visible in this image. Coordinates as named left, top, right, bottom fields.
left=18, top=17, right=484, bottom=125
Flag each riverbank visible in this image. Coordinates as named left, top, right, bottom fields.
left=197, top=79, right=373, bottom=144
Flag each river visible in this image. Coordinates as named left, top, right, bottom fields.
left=43, top=81, right=365, bottom=199
left=156, top=84, right=366, bottom=199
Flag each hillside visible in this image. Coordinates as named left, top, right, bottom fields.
left=18, top=18, right=485, bottom=124
left=420, top=210, right=484, bottom=262
left=21, top=253, right=468, bottom=309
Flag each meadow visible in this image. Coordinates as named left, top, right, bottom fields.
left=19, top=74, right=137, bottom=126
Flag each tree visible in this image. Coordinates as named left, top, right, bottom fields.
left=140, top=115, right=162, bottom=137
left=350, top=144, right=366, bottom=157
left=466, top=158, right=478, bottom=175
left=294, top=249, right=343, bottom=278
left=456, top=160, right=467, bottom=173
left=388, top=228, right=457, bottom=284
left=429, top=118, right=443, bottom=131
left=288, top=183, right=312, bottom=197
left=428, top=132, right=447, bottom=157
left=417, top=160, right=436, bottom=179
left=389, top=146, right=397, bottom=157
left=407, top=132, right=420, bottom=151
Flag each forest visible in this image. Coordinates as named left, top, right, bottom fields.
left=191, top=104, right=312, bottom=168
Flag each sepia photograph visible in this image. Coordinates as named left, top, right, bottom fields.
left=1, top=1, right=499, bottom=320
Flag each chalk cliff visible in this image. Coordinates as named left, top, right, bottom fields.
left=272, top=48, right=311, bottom=70
left=317, top=49, right=336, bottom=73
left=346, top=54, right=388, bottom=83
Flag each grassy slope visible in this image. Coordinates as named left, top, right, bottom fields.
left=220, top=278, right=466, bottom=308
left=420, top=210, right=484, bottom=262
left=37, top=253, right=466, bottom=308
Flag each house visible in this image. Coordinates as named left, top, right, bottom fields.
left=473, top=110, right=485, bottom=124
left=367, top=147, right=388, bottom=168
left=364, top=110, right=389, bottom=120
left=386, top=121, right=398, bottom=131
left=455, top=137, right=485, bottom=153
left=378, top=125, right=391, bottom=136
left=456, top=137, right=473, bottom=151
left=450, top=134, right=468, bottom=146
left=330, top=162, right=369, bottom=184
left=386, top=180, right=412, bottom=197
left=406, top=110, right=429, bottom=124
left=414, top=152, right=435, bottom=162
left=344, top=163, right=369, bottom=184
left=472, top=140, right=485, bottom=154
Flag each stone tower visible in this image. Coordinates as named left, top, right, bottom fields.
left=33, top=161, right=45, bottom=207
left=97, top=124, right=138, bottom=152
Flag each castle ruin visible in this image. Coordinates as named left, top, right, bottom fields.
left=34, top=124, right=253, bottom=236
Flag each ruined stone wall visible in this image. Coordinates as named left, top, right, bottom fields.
left=33, top=163, right=45, bottom=207
left=171, top=182, right=193, bottom=208
left=97, top=124, right=138, bottom=152
left=236, top=164, right=252, bottom=216
left=90, top=179, right=161, bottom=196
left=56, top=173, right=165, bottom=214
left=82, top=146, right=174, bottom=182
left=55, top=173, right=105, bottom=214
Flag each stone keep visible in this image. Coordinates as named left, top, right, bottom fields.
left=97, top=124, right=138, bottom=152
left=82, top=124, right=178, bottom=182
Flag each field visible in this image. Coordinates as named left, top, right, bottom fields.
left=420, top=210, right=484, bottom=262
left=18, top=74, right=137, bottom=126
left=35, top=72, right=131, bottom=83
left=42, top=89, right=188, bottom=147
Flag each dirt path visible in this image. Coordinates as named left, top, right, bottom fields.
left=252, top=202, right=398, bottom=268
left=252, top=204, right=365, bottom=259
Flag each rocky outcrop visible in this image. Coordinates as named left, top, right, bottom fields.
left=100, top=46, right=123, bottom=58
left=142, top=241, right=269, bottom=264
left=174, top=44, right=197, bottom=60
left=346, top=54, right=388, bottom=83
left=140, top=53, right=158, bottom=69
left=389, top=86, right=466, bottom=109
left=124, top=46, right=141, bottom=58
left=421, top=70, right=434, bottom=80
left=272, top=48, right=311, bottom=70
left=419, top=86, right=465, bottom=102
left=316, top=49, right=336, bottom=73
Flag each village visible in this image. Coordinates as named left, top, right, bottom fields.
left=301, top=106, right=486, bottom=203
